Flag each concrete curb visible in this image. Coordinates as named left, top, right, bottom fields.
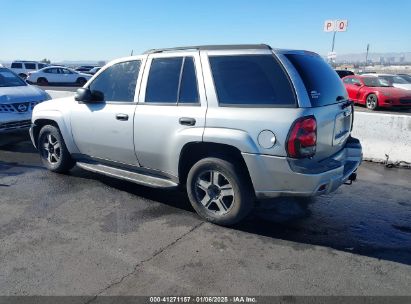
left=46, top=90, right=75, bottom=99
left=352, top=112, right=411, bottom=167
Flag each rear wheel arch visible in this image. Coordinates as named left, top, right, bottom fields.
left=178, top=142, right=254, bottom=190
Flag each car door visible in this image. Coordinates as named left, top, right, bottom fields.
left=344, top=77, right=362, bottom=101
left=70, top=58, right=144, bottom=165
left=133, top=52, right=207, bottom=177
left=44, top=68, right=60, bottom=83
left=60, top=68, right=77, bottom=83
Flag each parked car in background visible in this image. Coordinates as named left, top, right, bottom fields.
left=0, top=67, right=50, bottom=134
left=362, top=73, right=411, bottom=90
left=87, top=67, right=101, bottom=75
left=397, top=73, right=411, bottom=83
left=30, top=44, right=362, bottom=225
left=10, top=61, right=49, bottom=79
left=342, top=75, right=411, bottom=110
left=75, top=65, right=96, bottom=73
left=335, top=69, right=354, bottom=78
left=26, top=66, right=92, bottom=86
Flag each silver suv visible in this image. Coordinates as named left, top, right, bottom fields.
left=30, top=45, right=362, bottom=225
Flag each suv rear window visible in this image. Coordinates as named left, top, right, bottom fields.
left=285, top=53, right=348, bottom=107
left=209, top=55, right=296, bottom=107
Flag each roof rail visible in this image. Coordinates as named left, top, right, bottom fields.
left=143, top=44, right=272, bottom=54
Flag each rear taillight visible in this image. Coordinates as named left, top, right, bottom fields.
left=286, top=116, right=317, bottom=158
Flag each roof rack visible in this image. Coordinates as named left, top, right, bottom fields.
left=143, top=44, right=272, bottom=54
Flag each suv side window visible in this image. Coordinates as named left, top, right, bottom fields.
left=145, top=57, right=199, bottom=104
left=179, top=57, right=199, bottom=103
left=25, top=63, right=36, bottom=70
left=88, top=60, right=141, bottom=102
left=209, top=55, right=296, bottom=106
left=11, top=63, right=23, bottom=69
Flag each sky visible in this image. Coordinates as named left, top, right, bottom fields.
left=1, top=0, right=411, bottom=62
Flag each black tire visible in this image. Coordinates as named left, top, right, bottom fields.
left=186, top=157, right=255, bottom=226
left=366, top=93, right=378, bottom=110
left=77, top=77, right=87, bottom=86
left=38, top=125, right=75, bottom=173
left=37, top=78, right=48, bottom=86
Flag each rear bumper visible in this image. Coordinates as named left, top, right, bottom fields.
left=243, top=136, right=362, bottom=199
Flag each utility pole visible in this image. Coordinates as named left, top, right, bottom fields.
left=365, top=44, right=370, bottom=65
left=130, top=50, right=134, bottom=56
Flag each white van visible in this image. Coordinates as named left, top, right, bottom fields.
left=10, top=61, right=48, bottom=79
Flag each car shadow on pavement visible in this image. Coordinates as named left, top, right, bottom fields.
left=70, top=167, right=411, bottom=266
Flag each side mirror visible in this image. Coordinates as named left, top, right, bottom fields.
left=75, top=88, right=104, bottom=103
left=354, top=82, right=362, bottom=87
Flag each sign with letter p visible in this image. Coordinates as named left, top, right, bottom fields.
left=324, top=20, right=335, bottom=32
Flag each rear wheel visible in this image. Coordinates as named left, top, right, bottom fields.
left=366, top=94, right=378, bottom=110
left=37, top=78, right=48, bottom=86
left=187, top=157, right=255, bottom=226
left=77, top=77, right=87, bottom=86
left=38, top=125, right=75, bottom=173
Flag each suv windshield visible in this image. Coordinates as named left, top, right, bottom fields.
left=285, top=53, right=348, bottom=106
left=0, top=68, right=27, bottom=87
left=363, top=77, right=391, bottom=87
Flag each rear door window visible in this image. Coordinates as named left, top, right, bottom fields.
left=285, top=53, right=348, bottom=107
left=145, top=57, right=199, bottom=104
left=209, top=55, right=296, bottom=107
left=24, top=63, right=36, bottom=70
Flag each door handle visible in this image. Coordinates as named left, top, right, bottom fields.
left=179, top=117, right=196, bottom=126
left=116, top=113, right=129, bottom=121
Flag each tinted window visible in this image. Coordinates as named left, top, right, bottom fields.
left=61, top=69, right=73, bottom=74
left=146, top=58, right=183, bottom=103
left=285, top=54, right=347, bottom=107
left=88, top=60, right=141, bottom=102
left=44, top=68, right=59, bottom=74
left=38, top=64, right=46, bottom=69
left=179, top=57, right=199, bottom=103
left=0, top=68, right=27, bottom=87
left=209, top=55, right=296, bottom=106
left=25, top=63, right=36, bottom=69
left=343, top=78, right=351, bottom=84
left=11, top=63, right=22, bottom=69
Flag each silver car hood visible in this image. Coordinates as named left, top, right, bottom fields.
left=0, top=85, right=48, bottom=104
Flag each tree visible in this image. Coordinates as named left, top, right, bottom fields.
left=41, top=58, right=51, bottom=64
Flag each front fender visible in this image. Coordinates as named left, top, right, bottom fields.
left=32, top=109, right=79, bottom=154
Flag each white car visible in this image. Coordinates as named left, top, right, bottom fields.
left=27, top=66, right=92, bottom=86
left=10, top=61, right=48, bottom=79
left=362, top=73, right=411, bottom=90
left=0, top=67, right=50, bottom=134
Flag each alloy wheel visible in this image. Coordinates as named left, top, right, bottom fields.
left=194, top=170, right=235, bottom=215
left=41, top=133, right=61, bottom=164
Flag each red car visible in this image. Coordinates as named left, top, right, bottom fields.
left=342, top=75, right=411, bottom=110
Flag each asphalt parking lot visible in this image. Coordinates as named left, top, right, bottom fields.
left=1, top=134, right=411, bottom=298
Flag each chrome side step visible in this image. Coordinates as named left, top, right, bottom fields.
left=76, top=162, right=178, bottom=188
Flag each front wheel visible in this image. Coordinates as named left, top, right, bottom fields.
left=77, top=77, right=87, bottom=86
left=38, top=125, right=75, bottom=173
left=186, top=157, right=255, bottom=226
left=366, top=94, right=378, bottom=110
